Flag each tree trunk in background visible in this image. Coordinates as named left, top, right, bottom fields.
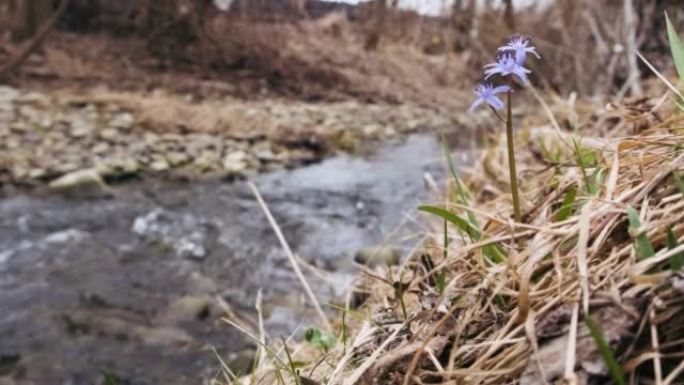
left=11, top=0, right=52, bottom=42
left=288, top=0, right=308, bottom=17
left=364, top=0, right=387, bottom=51
left=503, top=0, right=515, bottom=31
left=623, top=0, right=642, bottom=96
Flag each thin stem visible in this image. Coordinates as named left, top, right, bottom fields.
left=506, top=91, right=522, bottom=224
left=488, top=105, right=506, bottom=123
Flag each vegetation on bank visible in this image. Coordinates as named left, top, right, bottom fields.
left=222, top=15, right=684, bottom=385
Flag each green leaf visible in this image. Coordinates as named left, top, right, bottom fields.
left=436, top=268, right=446, bottom=295
left=667, top=12, right=684, bottom=83
left=304, top=328, right=336, bottom=352
left=577, top=146, right=597, bottom=168
left=418, top=205, right=505, bottom=263
left=554, top=184, right=578, bottom=221
left=626, top=206, right=655, bottom=260
left=418, top=205, right=481, bottom=240
left=667, top=227, right=684, bottom=270
left=584, top=315, right=626, bottom=385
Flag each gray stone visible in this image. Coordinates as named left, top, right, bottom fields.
left=110, top=112, right=134, bottom=129
left=222, top=151, right=248, bottom=172
left=150, top=159, right=170, bottom=172
left=154, top=295, right=213, bottom=325
left=48, top=169, right=110, bottom=198
left=227, top=349, right=256, bottom=375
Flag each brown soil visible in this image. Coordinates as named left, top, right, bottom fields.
left=2, top=13, right=469, bottom=110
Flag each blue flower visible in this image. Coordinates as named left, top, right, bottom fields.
left=468, top=83, right=511, bottom=112
left=483, top=54, right=531, bottom=85
left=498, top=35, right=540, bottom=65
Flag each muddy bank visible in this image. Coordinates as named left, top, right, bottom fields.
left=0, top=134, right=470, bottom=385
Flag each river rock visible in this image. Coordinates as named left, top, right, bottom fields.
left=96, top=157, right=140, bottom=179
left=227, top=349, right=256, bottom=375
left=354, top=245, right=400, bottom=267
left=166, top=151, right=189, bottom=167
left=150, top=159, right=170, bottom=172
left=69, top=119, right=94, bottom=138
left=110, top=112, right=134, bottom=129
left=48, top=169, right=111, bottom=198
left=222, top=151, right=248, bottom=172
left=154, top=295, right=213, bottom=325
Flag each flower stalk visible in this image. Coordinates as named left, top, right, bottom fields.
left=505, top=91, right=522, bottom=224
left=468, top=35, right=539, bottom=225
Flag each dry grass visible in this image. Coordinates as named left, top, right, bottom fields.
left=222, top=90, right=684, bottom=385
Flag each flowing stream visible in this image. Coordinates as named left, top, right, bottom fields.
left=0, top=134, right=470, bottom=385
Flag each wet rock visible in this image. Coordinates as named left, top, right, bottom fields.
left=226, top=349, right=256, bottom=375
left=186, top=271, right=218, bottom=294
left=132, top=209, right=214, bottom=260
left=43, top=229, right=90, bottom=244
left=155, top=295, right=213, bottom=325
left=48, top=169, right=111, bottom=198
left=137, top=326, right=194, bottom=347
left=354, top=246, right=400, bottom=267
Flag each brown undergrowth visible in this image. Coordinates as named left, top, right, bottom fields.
left=224, top=90, right=684, bottom=385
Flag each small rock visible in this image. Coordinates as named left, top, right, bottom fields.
left=354, top=246, right=400, bottom=267
left=166, top=151, right=189, bottom=167
left=155, top=295, right=213, bottom=325
left=96, top=157, right=140, bottom=179
left=227, top=349, right=256, bottom=375
left=92, top=142, right=110, bottom=154
left=150, top=159, right=170, bottom=172
left=48, top=169, right=110, bottom=198
left=194, top=150, right=220, bottom=171
left=110, top=112, right=134, bottom=129
left=137, top=326, right=194, bottom=347
left=69, top=120, right=94, bottom=138
left=186, top=272, right=218, bottom=294
left=222, top=151, right=248, bottom=172
left=28, top=168, right=46, bottom=179
left=44, top=229, right=90, bottom=244
left=99, top=127, right=119, bottom=141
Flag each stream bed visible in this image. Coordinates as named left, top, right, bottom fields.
left=0, top=134, right=468, bottom=385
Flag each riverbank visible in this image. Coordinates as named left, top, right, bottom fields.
left=237, top=93, right=684, bottom=384
left=0, top=84, right=463, bottom=191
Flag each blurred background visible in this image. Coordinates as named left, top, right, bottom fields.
left=0, top=1, right=682, bottom=384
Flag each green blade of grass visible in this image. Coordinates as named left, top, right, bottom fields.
left=667, top=227, right=684, bottom=270
left=667, top=12, right=684, bottom=83
left=419, top=205, right=480, bottom=241
left=554, top=184, right=578, bottom=221
left=418, top=205, right=506, bottom=263
left=584, top=315, right=626, bottom=385
left=626, top=206, right=655, bottom=260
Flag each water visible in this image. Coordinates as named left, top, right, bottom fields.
left=0, top=134, right=470, bottom=385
